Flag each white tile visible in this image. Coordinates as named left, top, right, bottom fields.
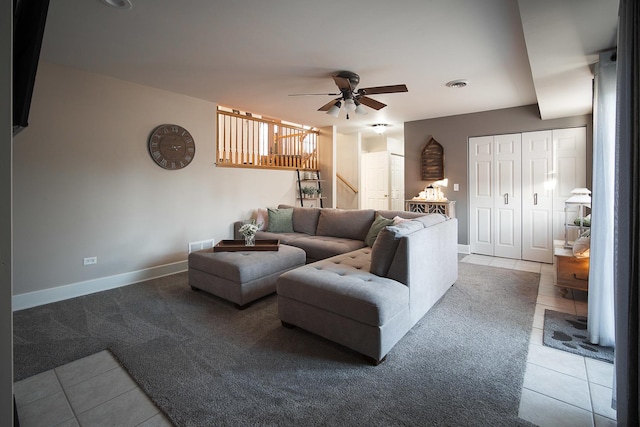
left=538, top=284, right=568, bottom=298
left=488, top=257, right=517, bottom=269
left=464, top=254, right=493, bottom=265
left=55, top=350, right=120, bottom=389
left=65, top=366, right=137, bottom=414
left=590, top=383, right=617, bottom=420
left=585, top=358, right=615, bottom=388
left=527, top=343, right=587, bottom=380
left=537, top=294, right=577, bottom=313
left=541, top=264, right=556, bottom=275
left=594, top=414, right=617, bottom=427
left=16, top=391, right=75, bottom=427
left=519, top=388, right=594, bottom=427
left=14, top=370, right=62, bottom=407
left=76, top=387, right=161, bottom=427
left=533, top=313, right=545, bottom=329
left=530, top=327, right=544, bottom=345
left=539, top=273, right=557, bottom=287
left=575, top=301, right=589, bottom=316
left=523, top=363, right=592, bottom=411
left=515, top=260, right=542, bottom=273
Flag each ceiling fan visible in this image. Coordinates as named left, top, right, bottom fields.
left=290, top=71, right=408, bottom=119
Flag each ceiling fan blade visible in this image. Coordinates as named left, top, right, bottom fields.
left=358, top=84, right=408, bottom=95
left=358, top=96, right=386, bottom=110
left=289, top=92, right=341, bottom=96
left=318, top=99, right=340, bottom=111
left=333, top=75, right=353, bottom=91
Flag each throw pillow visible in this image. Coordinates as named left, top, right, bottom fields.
left=392, top=216, right=409, bottom=225
left=253, top=208, right=268, bottom=230
left=267, top=208, right=294, bottom=233
left=365, top=215, right=394, bottom=247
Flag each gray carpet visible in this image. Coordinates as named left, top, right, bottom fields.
left=14, top=262, right=539, bottom=427
left=543, top=309, right=614, bottom=363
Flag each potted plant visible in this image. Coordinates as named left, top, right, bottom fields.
left=302, top=186, right=316, bottom=198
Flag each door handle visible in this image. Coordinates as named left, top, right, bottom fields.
left=504, top=193, right=509, bottom=205
left=534, top=193, right=538, bottom=205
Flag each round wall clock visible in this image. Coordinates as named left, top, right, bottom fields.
left=148, top=124, right=196, bottom=170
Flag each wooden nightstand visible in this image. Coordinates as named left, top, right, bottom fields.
left=554, top=245, right=589, bottom=296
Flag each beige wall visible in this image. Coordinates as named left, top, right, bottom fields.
left=13, top=63, right=298, bottom=299
left=336, top=132, right=359, bottom=209
left=404, top=104, right=592, bottom=245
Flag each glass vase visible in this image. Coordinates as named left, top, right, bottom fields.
left=244, top=234, right=255, bottom=246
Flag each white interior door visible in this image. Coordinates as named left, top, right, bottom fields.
left=494, top=134, right=522, bottom=259
left=389, top=154, right=405, bottom=211
left=469, top=136, right=495, bottom=256
left=522, top=130, right=554, bottom=263
left=553, top=127, right=587, bottom=242
left=361, top=151, right=390, bottom=210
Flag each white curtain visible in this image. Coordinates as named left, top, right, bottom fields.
left=587, top=51, right=616, bottom=347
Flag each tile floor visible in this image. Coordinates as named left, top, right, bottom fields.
left=14, top=254, right=617, bottom=427
left=462, top=254, right=617, bottom=427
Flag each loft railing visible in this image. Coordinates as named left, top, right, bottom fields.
left=216, top=107, right=319, bottom=170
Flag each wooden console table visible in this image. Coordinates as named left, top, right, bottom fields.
left=554, top=243, right=589, bottom=296
left=405, top=200, right=456, bottom=218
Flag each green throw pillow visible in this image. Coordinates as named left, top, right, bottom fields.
left=267, top=208, right=294, bottom=233
left=364, top=215, right=394, bottom=247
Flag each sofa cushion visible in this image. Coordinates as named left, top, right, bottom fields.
left=292, top=207, right=321, bottom=235
left=277, top=249, right=409, bottom=327
left=267, top=208, right=294, bottom=233
left=364, top=215, right=394, bottom=247
left=288, top=235, right=366, bottom=261
left=370, top=220, right=425, bottom=277
left=316, top=208, right=375, bottom=241
left=375, top=209, right=427, bottom=220
left=255, top=230, right=305, bottom=244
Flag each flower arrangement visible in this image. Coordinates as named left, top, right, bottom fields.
left=239, top=220, right=260, bottom=237
left=239, top=220, right=261, bottom=246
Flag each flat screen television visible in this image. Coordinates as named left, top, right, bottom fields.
left=13, top=0, right=49, bottom=135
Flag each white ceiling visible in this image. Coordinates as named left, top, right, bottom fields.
left=39, top=0, right=619, bottom=137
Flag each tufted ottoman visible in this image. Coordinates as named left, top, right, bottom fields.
left=188, top=244, right=306, bottom=309
left=277, top=247, right=411, bottom=364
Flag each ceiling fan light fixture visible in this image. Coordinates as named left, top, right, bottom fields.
left=372, top=124, right=388, bottom=135
left=99, top=0, right=133, bottom=9
left=355, top=102, right=367, bottom=115
left=326, top=101, right=342, bottom=118
left=445, top=79, right=469, bottom=89
left=344, top=98, right=356, bottom=112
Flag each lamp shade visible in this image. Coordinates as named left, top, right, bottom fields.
left=326, top=101, right=341, bottom=118
left=344, top=98, right=356, bottom=112
left=372, top=124, right=387, bottom=134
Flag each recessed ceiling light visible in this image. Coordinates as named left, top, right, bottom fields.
left=445, top=79, right=469, bottom=89
left=100, top=0, right=133, bottom=9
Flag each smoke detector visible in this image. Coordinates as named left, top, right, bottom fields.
left=445, top=79, right=469, bottom=89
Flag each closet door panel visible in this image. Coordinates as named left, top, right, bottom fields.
left=553, top=127, right=587, bottom=242
left=469, top=136, right=494, bottom=255
left=522, top=130, right=554, bottom=263
left=493, top=134, right=521, bottom=259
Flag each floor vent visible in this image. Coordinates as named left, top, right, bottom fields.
left=188, top=239, right=215, bottom=253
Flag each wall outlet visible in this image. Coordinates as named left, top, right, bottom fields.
left=454, top=183, right=460, bottom=191
left=83, top=256, right=97, bottom=266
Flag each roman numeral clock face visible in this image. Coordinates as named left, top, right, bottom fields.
left=148, top=124, right=196, bottom=170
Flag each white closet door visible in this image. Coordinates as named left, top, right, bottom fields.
left=552, top=127, right=587, bottom=242
left=522, top=130, right=554, bottom=263
left=469, top=136, right=494, bottom=255
left=493, top=134, right=522, bottom=259
left=361, top=151, right=390, bottom=210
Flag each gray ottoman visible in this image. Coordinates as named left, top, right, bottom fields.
left=188, top=244, right=306, bottom=309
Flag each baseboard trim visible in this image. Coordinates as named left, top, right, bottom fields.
left=457, top=244, right=471, bottom=254
left=13, top=260, right=188, bottom=311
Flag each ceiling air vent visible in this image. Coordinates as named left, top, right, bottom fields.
left=445, top=79, right=469, bottom=89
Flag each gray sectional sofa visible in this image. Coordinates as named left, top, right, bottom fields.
left=234, top=206, right=458, bottom=364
